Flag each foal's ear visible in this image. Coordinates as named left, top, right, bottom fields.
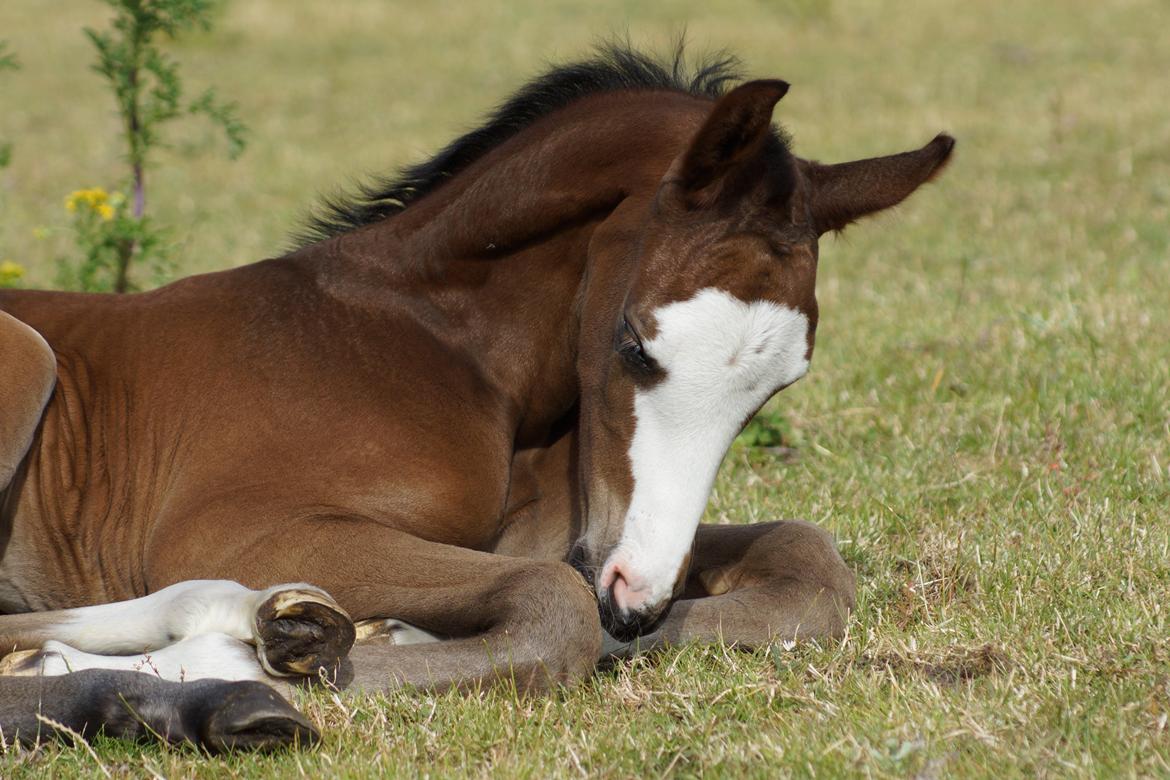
left=670, top=79, right=790, bottom=203
left=805, top=134, right=955, bottom=235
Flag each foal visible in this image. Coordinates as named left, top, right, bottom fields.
left=0, top=47, right=952, bottom=749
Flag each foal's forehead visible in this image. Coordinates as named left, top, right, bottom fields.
left=634, top=229, right=818, bottom=333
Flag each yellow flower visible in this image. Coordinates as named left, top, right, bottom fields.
left=98, top=203, right=115, bottom=221
left=65, top=187, right=111, bottom=214
left=0, top=260, right=25, bottom=284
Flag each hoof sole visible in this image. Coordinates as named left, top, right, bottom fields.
left=202, top=680, right=320, bottom=752
left=254, top=588, right=355, bottom=677
left=0, top=648, right=42, bottom=676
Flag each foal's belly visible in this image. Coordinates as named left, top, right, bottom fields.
left=0, top=371, right=156, bottom=611
left=0, top=486, right=124, bottom=613
left=0, top=451, right=150, bottom=612
left=0, top=534, right=50, bottom=612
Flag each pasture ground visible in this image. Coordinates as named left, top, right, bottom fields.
left=2, top=0, right=1168, bottom=776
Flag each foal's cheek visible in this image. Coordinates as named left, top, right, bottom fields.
left=593, top=377, right=640, bottom=492
left=574, top=388, right=638, bottom=559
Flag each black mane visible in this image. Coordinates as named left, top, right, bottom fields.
left=294, top=43, right=744, bottom=247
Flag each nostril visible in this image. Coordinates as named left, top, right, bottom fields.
left=605, top=560, right=636, bottom=612
left=611, top=572, right=632, bottom=612
left=598, top=559, right=620, bottom=593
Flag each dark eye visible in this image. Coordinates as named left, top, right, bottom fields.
left=616, top=318, right=650, bottom=370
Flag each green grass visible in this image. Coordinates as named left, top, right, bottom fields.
left=3, top=0, right=1169, bottom=776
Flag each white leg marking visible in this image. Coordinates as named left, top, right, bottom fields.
left=47, top=580, right=328, bottom=653
left=30, top=633, right=272, bottom=684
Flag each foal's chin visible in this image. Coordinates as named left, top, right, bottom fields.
left=598, top=596, right=671, bottom=644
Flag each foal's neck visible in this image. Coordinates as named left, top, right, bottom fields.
left=329, top=92, right=708, bottom=444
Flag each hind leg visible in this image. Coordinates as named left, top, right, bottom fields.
left=604, top=520, right=856, bottom=658
left=0, top=310, right=57, bottom=489
left=0, top=669, right=317, bottom=751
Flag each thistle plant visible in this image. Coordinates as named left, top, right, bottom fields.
left=57, top=187, right=170, bottom=292
left=64, top=0, right=246, bottom=292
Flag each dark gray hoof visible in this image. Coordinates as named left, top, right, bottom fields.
left=198, top=680, right=319, bottom=752
left=255, top=588, right=356, bottom=678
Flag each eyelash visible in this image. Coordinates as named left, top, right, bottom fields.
left=617, top=318, right=650, bottom=369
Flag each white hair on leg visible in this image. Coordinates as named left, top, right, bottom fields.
left=11, top=633, right=281, bottom=687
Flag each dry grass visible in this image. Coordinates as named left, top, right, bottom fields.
left=2, top=0, right=1169, bottom=776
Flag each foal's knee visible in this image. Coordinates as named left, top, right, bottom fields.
left=0, top=312, right=56, bottom=403
left=0, top=312, right=57, bottom=485
left=507, top=561, right=601, bottom=687
left=786, top=521, right=856, bottom=607
left=775, top=520, right=857, bottom=635
left=729, top=520, right=856, bottom=638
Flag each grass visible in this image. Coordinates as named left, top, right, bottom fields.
left=2, top=0, right=1169, bottom=776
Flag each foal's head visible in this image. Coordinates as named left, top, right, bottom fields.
left=571, top=80, right=954, bottom=640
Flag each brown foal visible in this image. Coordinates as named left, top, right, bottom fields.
left=0, top=47, right=952, bottom=750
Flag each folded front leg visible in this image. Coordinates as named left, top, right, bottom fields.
left=155, top=518, right=603, bottom=695
left=604, top=520, right=856, bottom=658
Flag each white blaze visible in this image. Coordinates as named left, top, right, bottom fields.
left=603, top=287, right=810, bottom=610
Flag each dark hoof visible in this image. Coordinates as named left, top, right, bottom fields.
left=255, top=588, right=356, bottom=677
left=201, top=681, right=319, bottom=752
